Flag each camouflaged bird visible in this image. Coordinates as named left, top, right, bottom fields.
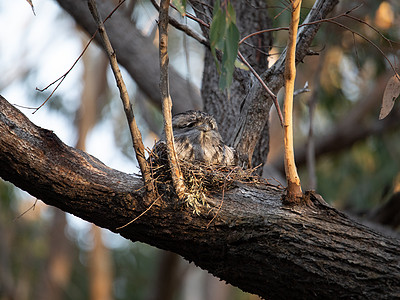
left=154, top=110, right=237, bottom=166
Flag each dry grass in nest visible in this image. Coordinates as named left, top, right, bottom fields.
left=148, top=147, right=273, bottom=214
left=180, top=161, right=266, bottom=214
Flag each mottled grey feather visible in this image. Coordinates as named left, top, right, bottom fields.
left=156, top=111, right=237, bottom=166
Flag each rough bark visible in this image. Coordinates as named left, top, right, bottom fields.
left=1, top=96, right=400, bottom=299
left=56, top=0, right=202, bottom=113
left=191, top=0, right=273, bottom=165
left=192, top=0, right=339, bottom=169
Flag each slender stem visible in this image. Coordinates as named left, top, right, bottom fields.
left=150, top=0, right=208, bottom=47
left=283, top=0, right=303, bottom=203
left=159, top=0, right=186, bottom=199
left=238, top=51, right=283, bottom=126
left=87, top=0, right=153, bottom=193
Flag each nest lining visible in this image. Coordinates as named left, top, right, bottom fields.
left=149, top=148, right=274, bottom=214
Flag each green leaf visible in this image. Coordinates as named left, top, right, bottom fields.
left=210, top=7, right=225, bottom=50
left=234, top=59, right=249, bottom=71
left=226, top=2, right=236, bottom=24
left=172, top=0, right=187, bottom=16
left=219, top=22, right=239, bottom=90
left=210, top=2, right=225, bottom=72
left=209, top=0, right=240, bottom=91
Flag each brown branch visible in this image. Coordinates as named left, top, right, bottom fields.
left=168, top=1, right=210, bottom=28
left=325, top=19, right=399, bottom=79
left=87, top=0, right=153, bottom=194
left=158, top=0, right=186, bottom=199
left=56, top=0, right=202, bottom=113
left=238, top=51, right=283, bottom=126
left=282, top=0, right=303, bottom=203
left=150, top=0, right=209, bottom=47
left=1, top=95, right=400, bottom=299
left=228, top=0, right=339, bottom=169
left=272, top=74, right=400, bottom=172
left=33, top=0, right=125, bottom=114
left=238, top=4, right=362, bottom=47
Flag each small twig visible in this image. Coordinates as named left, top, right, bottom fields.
left=176, top=7, right=210, bottom=28
left=326, top=19, right=400, bottom=80
left=14, top=198, right=38, bottom=221
left=33, top=0, right=126, bottom=114
left=150, top=0, right=209, bottom=47
left=293, top=81, right=310, bottom=97
left=166, top=0, right=209, bottom=27
left=206, top=167, right=237, bottom=228
left=158, top=0, right=187, bottom=200
left=344, top=13, right=397, bottom=47
left=239, top=27, right=290, bottom=45
left=87, top=0, right=153, bottom=194
left=238, top=50, right=284, bottom=126
left=116, top=195, right=162, bottom=230
left=274, top=1, right=292, bottom=20
left=239, top=5, right=362, bottom=46
left=33, top=34, right=96, bottom=113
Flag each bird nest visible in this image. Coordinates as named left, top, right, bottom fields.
left=148, top=150, right=269, bottom=214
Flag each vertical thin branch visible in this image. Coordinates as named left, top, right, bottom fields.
left=283, top=0, right=303, bottom=203
left=87, top=0, right=153, bottom=194
left=159, top=0, right=186, bottom=199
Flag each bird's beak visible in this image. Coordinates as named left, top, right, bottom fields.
left=198, top=123, right=211, bottom=132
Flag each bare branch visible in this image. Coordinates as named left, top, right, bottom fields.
left=238, top=51, right=283, bottom=126
left=56, top=0, right=202, bottom=113
left=33, top=1, right=126, bottom=113
left=158, top=0, right=187, bottom=199
left=282, top=0, right=303, bottom=203
left=229, top=0, right=339, bottom=168
left=325, top=19, right=399, bottom=79
left=87, top=0, right=153, bottom=194
left=150, top=0, right=209, bottom=47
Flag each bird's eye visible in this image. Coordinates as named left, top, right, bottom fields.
left=186, top=122, right=195, bottom=128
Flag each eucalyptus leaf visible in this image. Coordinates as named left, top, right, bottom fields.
left=172, top=0, right=187, bottom=16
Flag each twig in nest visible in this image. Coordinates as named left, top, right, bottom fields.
left=149, top=146, right=273, bottom=214
left=206, top=167, right=238, bottom=228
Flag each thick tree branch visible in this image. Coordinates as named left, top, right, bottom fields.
left=1, top=96, right=400, bottom=299
left=56, top=0, right=202, bottom=113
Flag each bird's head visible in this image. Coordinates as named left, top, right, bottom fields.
left=172, top=110, right=218, bottom=133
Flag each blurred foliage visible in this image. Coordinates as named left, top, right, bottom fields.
left=273, top=0, right=400, bottom=212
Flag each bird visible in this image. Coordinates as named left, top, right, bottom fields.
left=154, top=110, right=237, bottom=166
